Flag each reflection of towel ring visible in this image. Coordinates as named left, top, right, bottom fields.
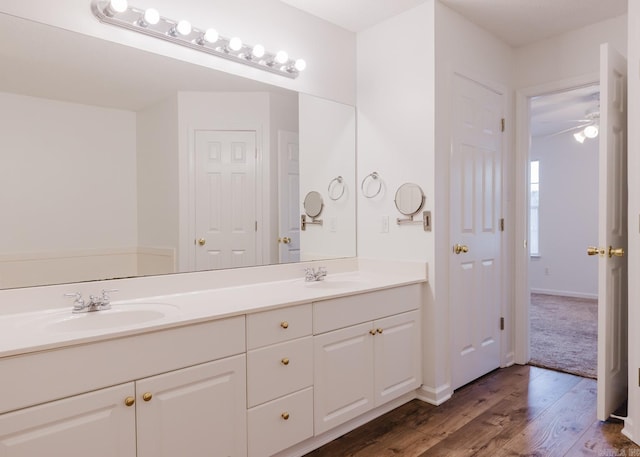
left=361, top=172, right=382, bottom=199
left=328, top=176, right=345, bottom=201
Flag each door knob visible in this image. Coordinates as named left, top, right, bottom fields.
left=586, top=246, right=604, bottom=256
left=453, top=244, right=469, bottom=255
left=197, top=238, right=206, bottom=246
left=608, top=246, right=624, bottom=258
left=278, top=237, right=291, bottom=244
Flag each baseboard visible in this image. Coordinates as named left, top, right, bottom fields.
left=415, top=383, right=452, bottom=406
left=530, top=288, right=597, bottom=300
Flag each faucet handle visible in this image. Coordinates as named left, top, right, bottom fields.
left=100, top=289, right=119, bottom=306
left=64, top=292, right=85, bottom=311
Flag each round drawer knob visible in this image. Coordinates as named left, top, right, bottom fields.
left=281, top=358, right=290, bottom=366
left=124, top=396, right=135, bottom=407
left=281, top=412, right=290, bottom=420
left=377, top=328, right=384, bottom=334
left=280, top=321, right=289, bottom=329
left=142, top=392, right=153, bottom=402
left=369, top=329, right=376, bottom=336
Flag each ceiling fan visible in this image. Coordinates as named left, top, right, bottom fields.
left=534, top=91, right=600, bottom=142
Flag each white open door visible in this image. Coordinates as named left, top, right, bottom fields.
left=596, top=43, right=628, bottom=421
left=277, top=130, right=300, bottom=263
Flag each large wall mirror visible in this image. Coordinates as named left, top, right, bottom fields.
left=0, top=13, right=356, bottom=289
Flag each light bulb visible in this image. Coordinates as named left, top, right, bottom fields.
left=141, top=8, right=160, bottom=26
left=106, top=0, right=128, bottom=15
left=202, top=28, right=219, bottom=44
left=574, top=131, right=586, bottom=143
left=584, top=125, right=599, bottom=139
left=229, top=37, right=243, bottom=51
left=275, top=50, right=289, bottom=64
left=294, top=59, right=307, bottom=71
left=252, top=44, right=265, bottom=59
left=175, top=20, right=192, bottom=36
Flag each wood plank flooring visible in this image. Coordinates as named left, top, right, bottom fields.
left=304, top=365, right=639, bottom=457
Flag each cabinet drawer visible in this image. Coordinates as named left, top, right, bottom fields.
left=247, top=304, right=312, bottom=349
left=314, top=285, right=421, bottom=334
left=247, top=337, right=313, bottom=407
left=247, top=387, right=313, bottom=457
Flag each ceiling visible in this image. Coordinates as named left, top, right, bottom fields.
left=530, top=85, right=600, bottom=138
left=280, top=0, right=627, bottom=47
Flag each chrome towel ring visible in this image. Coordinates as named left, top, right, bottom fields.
left=361, top=172, right=382, bottom=199
left=328, top=176, right=345, bottom=201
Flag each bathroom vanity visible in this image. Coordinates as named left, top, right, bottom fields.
left=0, top=259, right=426, bottom=457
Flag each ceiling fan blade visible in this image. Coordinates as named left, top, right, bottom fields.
left=545, top=123, right=591, bottom=138
left=537, top=119, right=590, bottom=123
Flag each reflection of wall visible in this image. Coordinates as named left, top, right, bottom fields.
left=299, top=94, right=356, bottom=260
left=529, top=134, right=598, bottom=298
left=0, top=91, right=139, bottom=287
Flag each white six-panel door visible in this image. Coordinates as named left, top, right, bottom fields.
left=194, top=130, right=257, bottom=271
left=597, top=43, right=628, bottom=421
left=450, top=73, right=503, bottom=390
left=277, top=130, right=300, bottom=263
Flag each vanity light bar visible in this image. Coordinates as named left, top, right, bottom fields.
left=91, top=0, right=306, bottom=79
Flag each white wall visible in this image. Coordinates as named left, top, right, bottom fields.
left=0, top=91, right=138, bottom=287
left=624, top=0, right=640, bottom=445
left=299, top=94, right=356, bottom=260
left=0, top=0, right=356, bottom=106
left=529, top=134, right=598, bottom=298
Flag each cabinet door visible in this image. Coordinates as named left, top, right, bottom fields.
left=136, top=355, right=247, bottom=457
left=374, top=310, right=421, bottom=406
left=0, top=383, right=135, bottom=457
left=314, top=322, right=374, bottom=435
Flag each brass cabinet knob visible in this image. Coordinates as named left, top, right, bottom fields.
left=281, top=358, right=290, bottom=366
left=280, top=321, right=289, bottom=329
left=142, top=392, right=153, bottom=402
left=376, top=328, right=383, bottom=334
left=609, top=246, right=625, bottom=258
left=453, top=244, right=469, bottom=255
left=124, top=396, right=135, bottom=407
left=197, top=238, right=206, bottom=246
left=281, top=412, right=290, bottom=420
left=369, top=329, right=376, bottom=336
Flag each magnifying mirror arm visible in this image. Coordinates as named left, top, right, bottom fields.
left=301, top=214, right=323, bottom=231
left=396, top=211, right=432, bottom=232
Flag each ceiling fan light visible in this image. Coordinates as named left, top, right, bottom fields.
left=584, top=125, right=599, bottom=139
left=574, top=131, right=586, bottom=143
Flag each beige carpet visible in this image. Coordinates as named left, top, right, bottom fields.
left=529, top=293, right=597, bottom=379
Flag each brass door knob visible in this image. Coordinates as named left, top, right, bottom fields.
left=281, top=358, right=290, bottom=366
left=142, top=392, right=153, bottom=402
left=124, top=396, right=135, bottom=407
left=278, top=237, right=292, bottom=244
left=197, top=238, right=206, bottom=246
left=376, top=328, right=383, bottom=334
left=281, top=412, right=290, bottom=420
left=587, top=246, right=604, bottom=256
left=280, top=321, right=289, bottom=329
left=369, top=329, right=376, bottom=336
left=609, top=246, right=625, bottom=258
left=453, top=244, right=469, bottom=255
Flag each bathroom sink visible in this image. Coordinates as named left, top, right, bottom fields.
left=25, top=303, right=179, bottom=333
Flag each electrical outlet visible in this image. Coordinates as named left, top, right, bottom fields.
left=381, top=216, right=389, bottom=233
left=545, top=267, right=550, bottom=276
left=329, top=217, right=337, bottom=232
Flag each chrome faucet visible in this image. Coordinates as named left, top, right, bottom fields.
left=304, top=267, right=327, bottom=282
left=64, top=289, right=118, bottom=313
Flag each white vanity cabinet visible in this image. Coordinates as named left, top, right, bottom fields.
left=0, top=383, right=136, bottom=456
left=313, top=286, right=422, bottom=435
left=246, top=304, right=314, bottom=457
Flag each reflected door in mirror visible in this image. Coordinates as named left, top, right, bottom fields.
left=195, top=130, right=257, bottom=270
left=278, top=130, right=301, bottom=263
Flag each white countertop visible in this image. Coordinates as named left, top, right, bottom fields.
left=0, top=265, right=427, bottom=358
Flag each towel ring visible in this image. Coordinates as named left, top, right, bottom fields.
left=361, top=172, right=382, bottom=199
left=328, top=176, right=345, bottom=201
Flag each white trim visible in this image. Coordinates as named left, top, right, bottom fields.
left=530, top=288, right=598, bottom=300
left=416, top=383, right=452, bottom=405
left=514, top=73, right=599, bottom=365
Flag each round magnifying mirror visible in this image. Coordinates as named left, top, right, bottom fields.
left=303, top=191, right=324, bottom=218
left=394, top=183, right=425, bottom=216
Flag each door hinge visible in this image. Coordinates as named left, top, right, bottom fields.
left=638, top=367, right=640, bottom=387
left=500, top=218, right=505, bottom=232
left=501, top=118, right=505, bottom=132
left=255, top=221, right=258, bottom=232
left=500, top=317, right=505, bottom=331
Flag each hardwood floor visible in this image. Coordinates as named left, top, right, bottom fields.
left=305, top=365, right=639, bottom=457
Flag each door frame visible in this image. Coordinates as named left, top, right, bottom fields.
left=513, top=73, right=599, bottom=364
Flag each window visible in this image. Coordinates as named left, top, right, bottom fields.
left=530, top=160, right=540, bottom=256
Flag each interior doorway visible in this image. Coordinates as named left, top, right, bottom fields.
left=526, top=84, right=600, bottom=378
